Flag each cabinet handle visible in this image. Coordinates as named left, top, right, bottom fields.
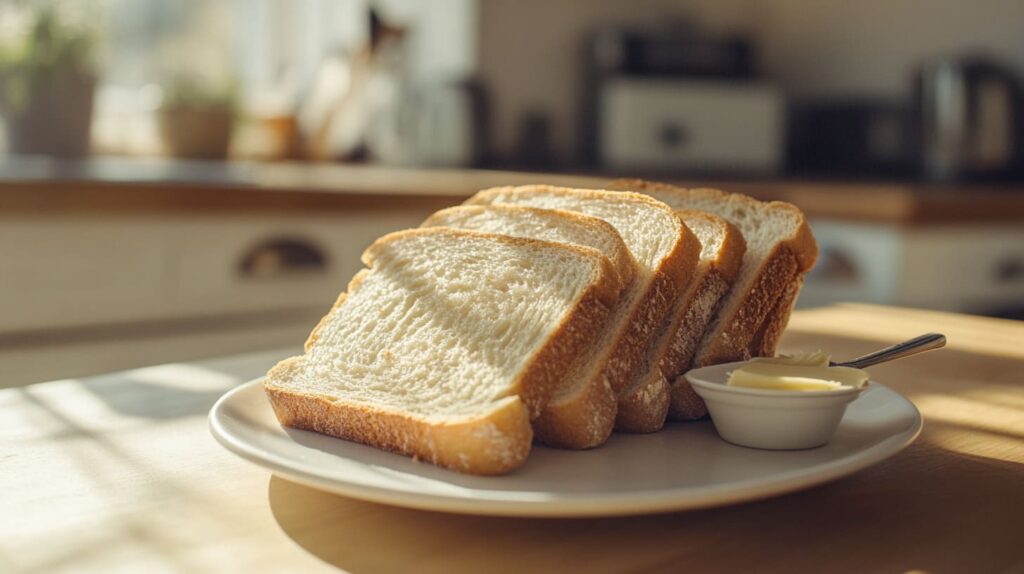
left=239, top=237, right=327, bottom=279
left=657, top=122, right=689, bottom=150
left=995, top=257, right=1024, bottom=284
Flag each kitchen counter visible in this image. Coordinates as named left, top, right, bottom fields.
left=3, top=304, right=1022, bottom=573
left=3, top=156, right=1024, bottom=222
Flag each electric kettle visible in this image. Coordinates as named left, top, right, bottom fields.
left=915, top=56, right=1024, bottom=181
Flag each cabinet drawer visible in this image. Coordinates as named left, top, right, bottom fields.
left=0, top=209, right=434, bottom=334
left=0, top=217, right=171, bottom=331
left=169, top=213, right=427, bottom=315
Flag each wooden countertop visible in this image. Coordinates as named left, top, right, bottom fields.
left=3, top=156, right=1024, bottom=222
left=3, top=303, right=1022, bottom=573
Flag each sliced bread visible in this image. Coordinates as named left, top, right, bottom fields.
left=422, top=204, right=638, bottom=448
left=609, top=180, right=818, bottom=370
left=614, top=210, right=746, bottom=429
left=467, top=186, right=699, bottom=446
left=264, top=227, right=621, bottom=475
left=422, top=205, right=636, bottom=293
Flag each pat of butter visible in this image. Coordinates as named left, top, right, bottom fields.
left=751, top=350, right=831, bottom=367
left=728, top=353, right=868, bottom=391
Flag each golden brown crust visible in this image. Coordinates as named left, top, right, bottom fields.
left=465, top=185, right=697, bottom=447
left=609, top=179, right=818, bottom=273
left=603, top=234, right=698, bottom=394
left=659, top=211, right=746, bottom=378
left=667, top=257, right=786, bottom=419
left=664, top=270, right=731, bottom=421
left=374, top=227, right=621, bottom=420
left=749, top=271, right=804, bottom=358
left=612, top=247, right=707, bottom=432
left=512, top=285, right=616, bottom=420
left=608, top=180, right=818, bottom=372
left=614, top=370, right=670, bottom=433
left=532, top=372, right=617, bottom=449
left=675, top=210, right=747, bottom=283
left=660, top=270, right=727, bottom=378
left=423, top=204, right=629, bottom=449
left=266, top=227, right=621, bottom=473
left=694, top=247, right=799, bottom=367
left=668, top=371, right=708, bottom=421
left=265, top=359, right=533, bottom=475
left=615, top=210, right=743, bottom=427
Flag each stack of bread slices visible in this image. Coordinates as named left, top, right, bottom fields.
left=264, top=181, right=818, bottom=475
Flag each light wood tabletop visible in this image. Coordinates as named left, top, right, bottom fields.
left=2, top=304, right=1022, bottom=574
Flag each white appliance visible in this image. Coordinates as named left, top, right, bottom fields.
left=599, top=78, right=783, bottom=174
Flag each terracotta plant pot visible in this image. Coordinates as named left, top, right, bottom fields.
left=159, top=106, right=234, bottom=160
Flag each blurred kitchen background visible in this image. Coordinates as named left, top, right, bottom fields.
left=2, top=0, right=1023, bottom=387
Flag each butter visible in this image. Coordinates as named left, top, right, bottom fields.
left=728, top=352, right=868, bottom=391
left=751, top=350, right=830, bottom=367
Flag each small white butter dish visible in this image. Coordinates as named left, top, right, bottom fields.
left=686, top=361, right=868, bottom=450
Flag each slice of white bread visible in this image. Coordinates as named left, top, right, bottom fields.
left=264, top=228, right=621, bottom=475
left=422, top=205, right=636, bottom=293
left=615, top=210, right=746, bottom=430
left=467, top=186, right=699, bottom=446
left=421, top=205, right=638, bottom=449
left=610, top=180, right=818, bottom=372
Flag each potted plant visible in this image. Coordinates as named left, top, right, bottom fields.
left=0, top=8, right=97, bottom=156
left=158, top=76, right=238, bottom=160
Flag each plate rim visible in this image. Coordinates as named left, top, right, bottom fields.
left=209, top=378, right=922, bottom=518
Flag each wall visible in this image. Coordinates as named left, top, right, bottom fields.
left=757, top=0, right=1024, bottom=99
left=477, top=0, right=1024, bottom=165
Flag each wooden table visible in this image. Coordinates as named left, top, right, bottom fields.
left=3, top=304, right=1022, bottom=574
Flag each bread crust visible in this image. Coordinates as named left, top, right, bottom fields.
left=749, top=273, right=804, bottom=358
left=467, top=186, right=697, bottom=447
left=659, top=213, right=746, bottom=378
left=531, top=371, right=617, bottom=449
left=610, top=180, right=817, bottom=272
left=265, top=227, right=620, bottom=474
left=666, top=261, right=798, bottom=423
left=693, top=247, right=799, bottom=367
left=604, top=236, right=697, bottom=390
left=422, top=203, right=632, bottom=449
left=614, top=209, right=745, bottom=430
left=266, top=358, right=533, bottom=475
left=614, top=369, right=670, bottom=433
left=608, top=180, right=818, bottom=370
left=469, top=186, right=697, bottom=393
left=513, top=286, right=616, bottom=420
left=666, top=269, right=730, bottom=420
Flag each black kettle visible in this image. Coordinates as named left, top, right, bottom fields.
left=915, top=56, right=1024, bottom=182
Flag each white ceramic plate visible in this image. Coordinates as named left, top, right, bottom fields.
left=210, top=378, right=921, bottom=517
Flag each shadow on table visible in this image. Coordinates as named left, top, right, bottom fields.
left=268, top=440, right=1022, bottom=574
left=68, top=349, right=293, bottom=420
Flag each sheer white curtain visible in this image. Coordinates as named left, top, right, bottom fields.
left=89, top=0, right=474, bottom=156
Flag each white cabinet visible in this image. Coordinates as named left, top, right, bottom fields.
left=0, top=212, right=429, bottom=332
left=0, top=209, right=436, bottom=386
left=801, top=219, right=1024, bottom=315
